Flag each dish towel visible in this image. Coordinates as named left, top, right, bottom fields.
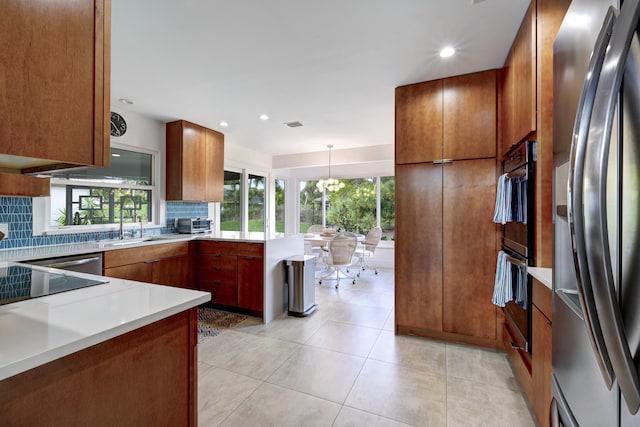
left=493, top=173, right=511, bottom=224
left=491, top=251, right=513, bottom=307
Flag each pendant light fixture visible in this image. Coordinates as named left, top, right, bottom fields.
left=316, top=144, right=344, bottom=192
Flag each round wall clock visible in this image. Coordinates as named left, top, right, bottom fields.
left=110, top=112, right=127, bottom=137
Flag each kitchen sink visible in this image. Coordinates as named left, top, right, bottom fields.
left=102, top=238, right=152, bottom=247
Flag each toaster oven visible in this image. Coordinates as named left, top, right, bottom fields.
left=176, top=217, right=212, bottom=234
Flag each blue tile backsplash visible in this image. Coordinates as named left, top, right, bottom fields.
left=165, top=202, right=209, bottom=233
left=0, top=197, right=209, bottom=250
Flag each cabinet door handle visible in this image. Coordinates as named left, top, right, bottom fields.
left=240, top=256, right=255, bottom=260
left=144, top=258, right=161, bottom=264
left=214, top=267, right=222, bottom=271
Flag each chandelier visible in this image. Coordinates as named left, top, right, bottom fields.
left=316, top=144, right=345, bottom=192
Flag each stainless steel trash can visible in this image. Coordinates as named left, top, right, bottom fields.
left=286, top=255, right=317, bottom=316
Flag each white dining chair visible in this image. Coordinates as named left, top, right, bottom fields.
left=318, top=233, right=357, bottom=288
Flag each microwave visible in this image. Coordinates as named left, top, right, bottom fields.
left=176, top=217, right=212, bottom=234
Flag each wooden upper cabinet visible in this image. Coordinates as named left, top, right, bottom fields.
left=443, top=70, right=497, bottom=160
left=205, top=128, right=224, bottom=201
left=166, top=120, right=224, bottom=202
left=396, top=70, right=498, bottom=164
left=502, top=1, right=536, bottom=154
left=0, top=0, right=110, bottom=172
left=395, top=80, right=443, bottom=164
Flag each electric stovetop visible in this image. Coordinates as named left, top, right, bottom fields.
left=0, top=264, right=109, bottom=306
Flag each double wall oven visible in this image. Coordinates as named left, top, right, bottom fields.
left=501, top=140, right=535, bottom=354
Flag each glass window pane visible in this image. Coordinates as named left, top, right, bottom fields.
left=326, top=178, right=376, bottom=234
left=380, top=176, right=395, bottom=240
left=50, top=148, right=152, bottom=185
left=52, top=186, right=151, bottom=226
left=275, top=179, right=285, bottom=233
left=299, top=180, right=322, bottom=232
left=221, top=171, right=241, bottom=231
left=248, top=174, right=265, bottom=232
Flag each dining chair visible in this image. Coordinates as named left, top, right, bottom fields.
left=354, top=226, right=382, bottom=276
left=318, top=233, right=357, bottom=288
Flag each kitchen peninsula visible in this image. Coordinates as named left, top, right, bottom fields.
left=0, top=265, right=210, bottom=425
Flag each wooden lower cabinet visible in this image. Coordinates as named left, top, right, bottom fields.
left=395, top=163, right=443, bottom=331
left=532, top=278, right=553, bottom=427
left=1, top=309, right=198, bottom=426
left=237, top=243, right=264, bottom=313
left=103, top=242, right=192, bottom=288
left=197, top=241, right=264, bottom=315
left=395, top=159, right=499, bottom=347
left=442, top=159, right=498, bottom=340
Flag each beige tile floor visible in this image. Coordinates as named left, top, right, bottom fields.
left=198, top=268, right=536, bottom=427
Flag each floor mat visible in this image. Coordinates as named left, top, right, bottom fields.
left=198, top=307, right=247, bottom=344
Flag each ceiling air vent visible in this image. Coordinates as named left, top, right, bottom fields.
left=285, top=121, right=303, bottom=128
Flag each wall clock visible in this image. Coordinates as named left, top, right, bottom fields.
left=110, top=112, right=127, bottom=137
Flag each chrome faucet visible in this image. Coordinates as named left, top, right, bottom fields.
left=119, top=195, right=136, bottom=240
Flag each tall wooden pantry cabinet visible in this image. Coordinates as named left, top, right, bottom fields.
left=395, top=69, right=501, bottom=349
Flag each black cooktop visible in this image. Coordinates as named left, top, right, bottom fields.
left=0, top=264, right=109, bottom=306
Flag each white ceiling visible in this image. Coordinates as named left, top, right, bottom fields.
left=111, top=0, right=531, bottom=157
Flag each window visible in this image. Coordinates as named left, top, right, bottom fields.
left=275, top=179, right=285, bottom=233
left=380, top=176, right=395, bottom=240
left=299, top=179, right=322, bottom=232
left=49, top=147, right=154, bottom=227
left=221, top=170, right=241, bottom=231
left=326, top=178, right=376, bottom=234
left=298, top=175, right=395, bottom=240
left=248, top=174, right=265, bottom=232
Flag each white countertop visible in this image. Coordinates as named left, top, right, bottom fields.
left=0, top=231, right=289, bottom=263
left=0, top=266, right=210, bottom=381
left=528, top=267, right=552, bottom=289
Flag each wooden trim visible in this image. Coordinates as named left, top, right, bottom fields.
left=396, top=325, right=502, bottom=350
left=99, top=0, right=112, bottom=166
left=0, top=173, right=50, bottom=197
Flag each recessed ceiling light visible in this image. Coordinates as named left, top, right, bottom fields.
left=219, top=121, right=229, bottom=127
left=259, top=114, right=269, bottom=120
left=440, top=47, right=456, bottom=58
left=118, top=98, right=134, bottom=105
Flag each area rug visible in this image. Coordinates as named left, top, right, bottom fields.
left=197, top=307, right=247, bottom=344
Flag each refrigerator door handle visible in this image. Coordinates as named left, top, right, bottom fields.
left=583, top=0, right=640, bottom=414
left=567, top=6, right=617, bottom=388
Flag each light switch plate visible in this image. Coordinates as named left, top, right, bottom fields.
left=0, top=223, right=8, bottom=239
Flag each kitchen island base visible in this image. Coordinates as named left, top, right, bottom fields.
left=1, top=308, right=198, bottom=426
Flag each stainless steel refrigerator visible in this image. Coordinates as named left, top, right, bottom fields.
left=553, top=0, right=640, bottom=425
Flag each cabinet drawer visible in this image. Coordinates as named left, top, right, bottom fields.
left=198, top=240, right=237, bottom=255
left=198, top=253, right=237, bottom=269
left=198, top=268, right=237, bottom=284
left=200, top=281, right=237, bottom=306
left=104, top=242, right=189, bottom=268
left=532, top=278, right=552, bottom=321
left=237, top=243, right=263, bottom=258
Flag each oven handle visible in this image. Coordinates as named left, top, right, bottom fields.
left=505, top=254, right=527, bottom=268
left=46, top=256, right=102, bottom=269
left=567, top=6, right=616, bottom=389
